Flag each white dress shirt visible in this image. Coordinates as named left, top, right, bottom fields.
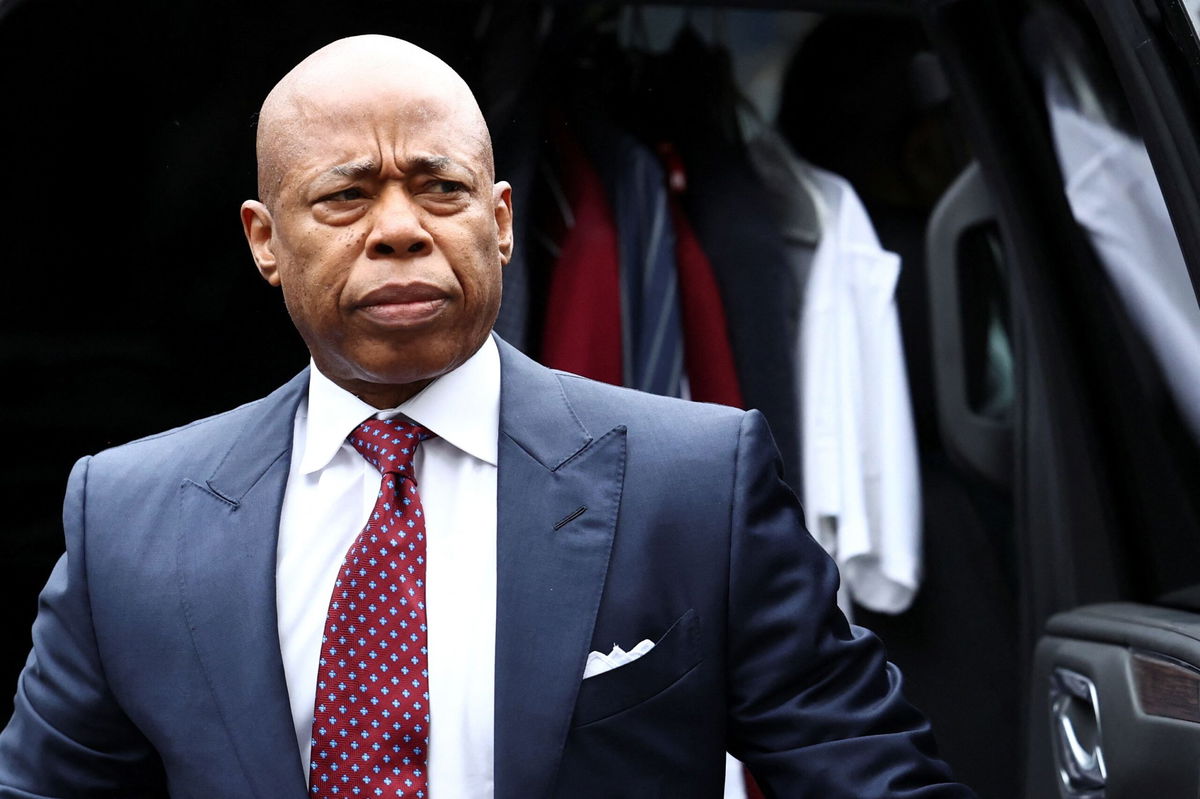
left=800, top=166, right=923, bottom=616
left=276, top=336, right=500, bottom=798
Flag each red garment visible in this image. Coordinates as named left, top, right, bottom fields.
left=670, top=202, right=745, bottom=408
left=661, top=145, right=745, bottom=409
left=540, top=130, right=623, bottom=386
left=745, top=767, right=766, bottom=799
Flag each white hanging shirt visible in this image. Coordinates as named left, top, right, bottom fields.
left=800, top=167, right=923, bottom=615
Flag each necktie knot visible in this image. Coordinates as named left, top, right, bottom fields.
left=348, top=418, right=436, bottom=480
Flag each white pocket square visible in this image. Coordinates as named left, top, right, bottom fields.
left=583, top=639, right=655, bottom=679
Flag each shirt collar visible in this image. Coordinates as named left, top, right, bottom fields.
left=299, top=335, right=501, bottom=475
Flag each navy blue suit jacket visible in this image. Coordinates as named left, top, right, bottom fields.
left=0, top=338, right=973, bottom=798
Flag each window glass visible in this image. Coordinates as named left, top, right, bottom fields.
left=1027, top=1, right=1200, bottom=607
left=957, top=223, right=1013, bottom=422
left=1030, top=5, right=1200, bottom=442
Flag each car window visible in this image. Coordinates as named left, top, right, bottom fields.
left=1024, top=0, right=1200, bottom=607
left=1029, top=3, right=1200, bottom=444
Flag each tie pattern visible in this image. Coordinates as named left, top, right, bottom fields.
left=309, top=418, right=436, bottom=798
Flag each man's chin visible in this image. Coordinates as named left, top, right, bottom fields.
left=320, top=352, right=462, bottom=407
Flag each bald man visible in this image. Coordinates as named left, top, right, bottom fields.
left=0, top=36, right=974, bottom=799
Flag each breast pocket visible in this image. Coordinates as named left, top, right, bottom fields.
left=571, top=608, right=702, bottom=727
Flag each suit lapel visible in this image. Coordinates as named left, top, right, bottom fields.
left=493, top=340, right=627, bottom=799
left=177, top=371, right=310, bottom=798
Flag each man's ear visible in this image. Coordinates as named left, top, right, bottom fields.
left=241, top=200, right=280, bottom=286
left=492, top=181, right=514, bottom=266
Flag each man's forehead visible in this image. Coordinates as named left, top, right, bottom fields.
left=273, top=103, right=489, bottom=171
left=255, top=35, right=493, bottom=202
left=283, top=84, right=460, bottom=128
left=264, top=62, right=483, bottom=153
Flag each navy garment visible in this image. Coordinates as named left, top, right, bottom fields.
left=678, top=137, right=804, bottom=490
left=0, top=337, right=974, bottom=798
left=582, top=120, right=685, bottom=398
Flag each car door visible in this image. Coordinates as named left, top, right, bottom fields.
left=921, top=0, right=1200, bottom=795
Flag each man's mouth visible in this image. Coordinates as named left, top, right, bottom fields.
left=354, top=283, right=450, bottom=327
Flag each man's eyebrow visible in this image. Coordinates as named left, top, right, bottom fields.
left=413, top=155, right=454, bottom=172
left=319, top=155, right=475, bottom=181
left=326, top=159, right=379, bottom=179
left=410, top=154, right=479, bottom=178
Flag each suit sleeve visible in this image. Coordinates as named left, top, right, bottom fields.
left=0, top=457, right=165, bottom=798
left=725, top=411, right=975, bottom=798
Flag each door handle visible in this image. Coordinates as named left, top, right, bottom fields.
left=925, top=161, right=1013, bottom=490
left=1050, top=667, right=1107, bottom=797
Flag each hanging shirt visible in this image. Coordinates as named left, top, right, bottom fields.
left=1046, top=75, right=1200, bottom=441
left=800, top=166, right=923, bottom=615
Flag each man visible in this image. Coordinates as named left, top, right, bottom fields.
left=0, top=35, right=973, bottom=798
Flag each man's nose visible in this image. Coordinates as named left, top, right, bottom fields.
left=366, top=186, right=432, bottom=258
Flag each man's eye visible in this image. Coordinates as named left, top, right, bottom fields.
left=430, top=181, right=465, bottom=194
left=323, top=187, right=365, bottom=202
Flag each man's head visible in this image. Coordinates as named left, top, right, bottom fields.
left=241, top=35, right=513, bottom=408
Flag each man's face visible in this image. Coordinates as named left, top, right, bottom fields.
left=242, top=82, right=513, bottom=407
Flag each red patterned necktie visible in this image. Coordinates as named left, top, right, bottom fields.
left=309, top=418, right=436, bottom=798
